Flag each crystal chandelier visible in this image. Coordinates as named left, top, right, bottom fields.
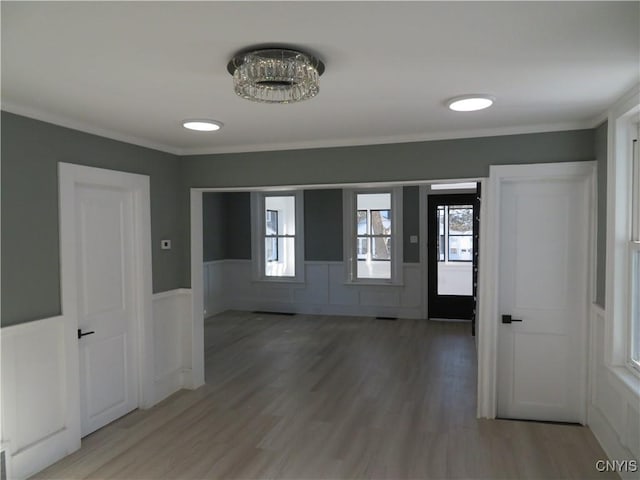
left=227, top=48, right=325, bottom=104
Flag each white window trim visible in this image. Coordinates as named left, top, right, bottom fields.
left=605, top=84, right=640, bottom=380
left=250, top=190, right=305, bottom=283
left=342, top=186, right=403, bottom=285
left=629, top=123, right=640, bottom=371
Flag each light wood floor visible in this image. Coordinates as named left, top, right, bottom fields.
left=35, top=311, right=615, bottom=479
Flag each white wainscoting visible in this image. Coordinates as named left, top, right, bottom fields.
left=203, top=260, right=423, bottom=319
left=1, top=316, right=80, bottom=480
left=0, top=289, right=194, bottom=479
left=588, top=304, right=640, bottom=479
left=203, top=260, right=227, bottom=317
left=152, top=289, right=194, bottom=402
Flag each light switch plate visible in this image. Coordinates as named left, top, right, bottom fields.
left=161, top=239, right=171, bottom=250
left=410, top=235, right=418, bottom=244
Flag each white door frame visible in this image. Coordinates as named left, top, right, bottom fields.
left=418, top=180, right=486, bottom=320
left=476, top=161, right=597, bottom=419
left=59, top=162, right=155, bottom=420
left=189, top=189, right=206, bottom=388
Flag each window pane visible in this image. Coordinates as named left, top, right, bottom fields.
left=448, top=235, right=473, bottom=261
left=437, top=262, right=473, bottom=296
left=371, top=236, right=391, bottom=260
left=357, top=193, right=390, bottom=211
left=448, top=206, right=472, bottom=234
left=371, top=210, right=391, bottom=235
left=265, top=195, right=295, bottom=235
left=355, top=192, right=392, bottom=280
left=357, top=237, right=369, bottom=259
left=357, top=260, right=391, bottom=279
left=266, top=237, right=278, bottom=262
left=265, top=237, right=295, bottom=277
left=266, top=210, right=278, bottom=236
left=357, top=210, right=368, bottom=235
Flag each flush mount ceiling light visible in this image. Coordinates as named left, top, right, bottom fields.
left=227, top=47, right=325, bottom=104
left=447, top=95, right=495, bottom=112
left=182, top=119, right=223, bottom=132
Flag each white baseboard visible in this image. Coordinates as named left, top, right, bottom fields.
left=225, top=300, right=422, bottom=319
left=180, top=368, right=196, bottom=389
left=8, top=428, right=71, bottom=480
left=153, top=369, right=183, bottom=404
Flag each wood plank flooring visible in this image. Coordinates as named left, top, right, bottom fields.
left=35, top=311, right=616, bottom=479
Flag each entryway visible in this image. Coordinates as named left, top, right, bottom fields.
left=425, top=183, right=481, bottom=335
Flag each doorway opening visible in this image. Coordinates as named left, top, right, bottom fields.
left=191, top=178, right=485, bottom=396
left=427, top=185, right=480, bottom=333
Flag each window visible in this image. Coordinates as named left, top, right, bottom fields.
left=343, top=188, right=403, bottom=283
left=630, top=125, right=640, bottom=368
left=251, top=191, right=304, bottom=281
left=436, top=205, right=473, bottom=262
left=608, top=92, right=640, bottom=376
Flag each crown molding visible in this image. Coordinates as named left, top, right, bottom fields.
left=176, top=121, right=594, bottom=156
left=3, top=101, right=595, bottom=158
left=1, top=102, right=182, bottom=156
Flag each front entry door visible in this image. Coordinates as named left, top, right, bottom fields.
left=496, top=164, right=592, bottom=422
left=75, top=184, right=138, bottom=436
left=428, top=194, right=477, bottom=320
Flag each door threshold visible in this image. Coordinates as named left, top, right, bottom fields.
left=496, top=417, right=582, bottom=426
left=429, top=317, right=471, bottom=323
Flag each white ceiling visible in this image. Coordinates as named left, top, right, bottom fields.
left=2, top=1, right=638, bottom=155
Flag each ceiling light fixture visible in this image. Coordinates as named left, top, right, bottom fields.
left=182, top=120, right=223, bottom=132
left=227, top=47, right=325, bottom=104
left=447, top=95, right=495, bottom=112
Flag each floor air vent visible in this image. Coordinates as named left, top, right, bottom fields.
left=376, top=316, right=398, bottom=321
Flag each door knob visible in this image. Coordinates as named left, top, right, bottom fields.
left=77, top=329, right=96, bottom=339
left=501, top=315, right=523, bottom=324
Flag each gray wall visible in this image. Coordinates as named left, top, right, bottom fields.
left=3, top=111, right=600, bottom=325
left=180, top=130, right=595, bottom=189
left=203, top=187, right=422, bottom=264
left=180, top=129, right=596, bottom=285
left=403, top=186, right=420, bottom=263
left=202, top=193, right=226, bottom=262
left=202, top=192, right=251, bottom=261
left=225, top=193, right=251, bottom=259
left=1, top=112, right=185, bottom=326
left=304, top=189, right=343, bottom=262
left=595, top=121, right=607, bottom=307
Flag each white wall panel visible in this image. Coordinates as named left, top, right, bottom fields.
left=152, top=289, right=193, bottom=402
left=359, top=289, right=400, bottom=307
left=328, top=263, right=359, bottom=306
left=588, top=305, right=640, bottom=479
left=400, top=264, right=422, bottom=307
left=1, top=316, right=80, bottom=480
left=204, top=260, right=423, bottom=319
left=292, top=263, right=330, bottom=305
left=203, top=261, right=227, bottom=317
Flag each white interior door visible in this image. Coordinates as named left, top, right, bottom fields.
left=76, top=184, right=138, bottom=436
left=497, top=169, right=591, bottom=423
